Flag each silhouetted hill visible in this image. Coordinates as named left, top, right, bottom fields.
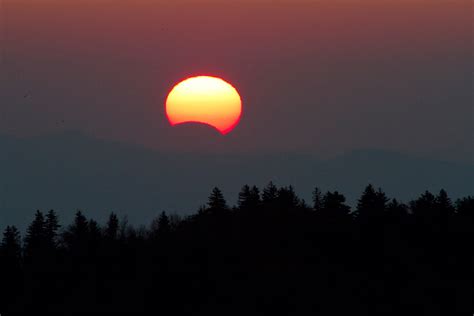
left=1, top=132, right=472, bottom=230
left=162, top=122, right=228, bottom=152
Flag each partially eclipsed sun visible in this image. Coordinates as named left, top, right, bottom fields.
left=166, top=76, right=242, bottom=134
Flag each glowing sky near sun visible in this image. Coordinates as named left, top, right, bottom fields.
left=1, top=0, right=471, bottom=161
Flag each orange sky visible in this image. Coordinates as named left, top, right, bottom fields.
left=5, top=0, right=469, bottom=61
left=1, top=0, right=472, bottom=161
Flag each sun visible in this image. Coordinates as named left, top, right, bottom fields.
left=165, top=76, right=242, bottom=134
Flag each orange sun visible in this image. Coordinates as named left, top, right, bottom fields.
left=165, top=76, right=242, bottom=134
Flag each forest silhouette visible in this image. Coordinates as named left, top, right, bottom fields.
left=0, top=183, right=472, bottom=315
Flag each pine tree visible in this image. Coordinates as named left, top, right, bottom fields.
left=63, top=211, right=89, bottom=252
left=454, top=196, right=474, bottom=232
left=24, top=210, right=46, bottom=259
left=411, top=191, right=436, bottom=212
left=238, top=185, right=252, bottom=210
left=455, top=196, right=474, bottom=216
left=72, top=211, right=88, bottom=236
left=249, top=186, right=261, bottom=207
left=0, top=226, right=22, bottom=313
left=312, top=187, right=323, bottom=212
left=208, top=187, right=228, bottom=211
left=262, top=181, right=278, bottom=204
left=169, top=213, right=183, bottom=231
left=119, top=215, right=129, bottom=240
left=435, top=189, right=455, bottom=217
left=321, top=191, right=351, bottom=217
left=238, top=185, right=261, bottom=210
left=410, top=191, right=437, bottom=228
left=88, top=219, right=102, bottom=242
left=410, top=190, right=455, bottom=231
left=386, top=199, right=409, bottom=226
left=157, top=211, right=171, bottom=235
left=1, top=226, right=22, bottom=262
left=105, top=212, right=119, bottom=240
left=387, top=199, right=408, bottom=215
left=44, top=210, right=60, bottom=250
left=355, top=184, right=389, bottom=225
left=277, top=186, right=299, bottom=209
left=432, top=189, right=455, bottom=231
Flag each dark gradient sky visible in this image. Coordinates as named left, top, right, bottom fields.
left=1, top=0, right=473, bottom=162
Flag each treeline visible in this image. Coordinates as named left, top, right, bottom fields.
left=0, top=183, right=473, bottom=315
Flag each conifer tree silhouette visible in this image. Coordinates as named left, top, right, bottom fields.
left=435, top=189, right=455, bottom=218
left=23, top=210, right=46, bottom=260
left=238, top=185, right=252, bottom=210
left=455, top=196, right=474, bottom=215
left=119, top=216, right=130, bottom=240
left=250, top=186, right=261, bottom=206
left=312, top=187, right=323, bottom=212
left=157, top=211, right=171, bottom=236
left=168, top=213, right=183, bottom=231
left=262, top=181, right=278, bottom=204
left=386, top=199, right=409, bottom=224
left=88, top=219, right=101, bottom=239
left=208, top=187, right=228, bottom=211
left=238, top=185, right=261, bottom=210
left=454, top=196, right=474, bottom=232
left=63, top=211, right=89, bottom=254
left=1, top=225, right=22, bottom=263
left=317, top=191, right=352, bottom=230
left=1, top=184, right=473, bottom=315
left=44, top=210, right=60, bottom=251
left=0, top=226, right=22, bottom=313
left=355, top=184, right=389, bottom=227
left=276, top=185, right=300, bottom=209
left=105, top=212, right=119, bottom=240
left=88, top=219, right=102, bottom=253
left=322, top=191, right=351, bottom=216
left=410, top=191, right=438, bottom=230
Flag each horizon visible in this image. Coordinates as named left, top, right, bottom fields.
left=1, top=130, right=472, bottom=232
left=2, top=128, right=474, bottom=164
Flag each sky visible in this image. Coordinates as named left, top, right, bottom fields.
left=1, top=0, right=473, bottom=162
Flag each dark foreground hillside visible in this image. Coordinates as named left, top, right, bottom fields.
left=1, top=184, right=473, bottom=315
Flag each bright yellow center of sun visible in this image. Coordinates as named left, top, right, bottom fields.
left=166, top=76, right=242, bottom=134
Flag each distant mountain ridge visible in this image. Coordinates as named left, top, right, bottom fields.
left=1, top=132, right=472, bottom=231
